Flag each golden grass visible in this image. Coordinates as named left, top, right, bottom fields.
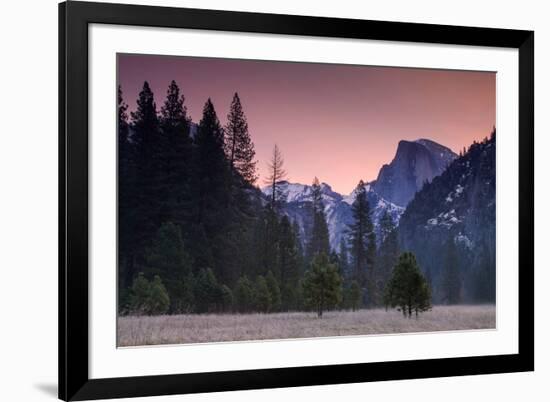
left=117, top=304, right=496, bottom=347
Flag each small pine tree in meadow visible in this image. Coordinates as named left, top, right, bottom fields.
left=194, top=268, right=221, bottom=313
left=234, top=276, right=254, bottom=313
left=148, top=275, right=170, bottom=315
left=129, top=273, right=151, bottom=315
left=384, top=252, right=431, bottom=318
left=171, top=271, right=195, bottom=313
left=129, top=273, right=170, bottom=315
left=302, top=253, right=342, bottom=317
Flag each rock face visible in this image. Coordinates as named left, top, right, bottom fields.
left=373, top=139, right=457, bottom=207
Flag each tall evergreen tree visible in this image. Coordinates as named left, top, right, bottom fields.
left=215, top=94, right=260, bottom=286
left=224, top=93, right=258, bottom=185
left=158, top=80, right=193, bottom=227
left=194, top=268, right=222, bottom=313
left=264, top=144, right=287, bottom=209
left=307, top=177, right=330, bottom=260
left=129, top=81, right=162, bottom=262
left=234, top=275, right=255, bottom=312
left=254, top=275, right=272, bottom=312
left=191, top=99, right=231, bottom=279
left=384, top=252, right=431, bottom=318
left=347, top=180, right=376, bottom=292
left=194, top=98, right=228, bottom=226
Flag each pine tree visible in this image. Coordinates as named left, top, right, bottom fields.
left=302, top=253, right=342, bottom=317
left=384, top=252, right=431, bottom=318
left=148, top=275, right=171, bottom=315
left=129, top=81, right=162, bottom=259
left=194, top=268, right=222, bottom=313
left=177, top=272, right=195, bottom=313
left=158, top=80, right=193, bottom=227
left=347, top=180, right=376, bottom=296
left=194, top=98, right=228, bottom=227
left=191, top=99, right=232, bottom=281
left=129, top=273, right=170, bottom=315
left=234, top=275, right=254, bottom=312
left=307, top=177, right=330, bottom=260
left=264, top=144, right=287, bottom=209
left=254, top=275, right=272, bottom=312
left=224, top=93, right=258, bottom=185
left=129, top=273, right=152, bottom=315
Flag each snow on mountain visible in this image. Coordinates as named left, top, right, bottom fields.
left=261, top=180, right=404, bottom=252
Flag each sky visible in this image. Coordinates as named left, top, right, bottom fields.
left=118, top=54, right=496, bottom=195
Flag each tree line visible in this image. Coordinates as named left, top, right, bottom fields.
left=118, top=80, right=431, bottom=317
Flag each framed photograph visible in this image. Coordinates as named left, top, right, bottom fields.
left=59, top=1, right=534, bottom=400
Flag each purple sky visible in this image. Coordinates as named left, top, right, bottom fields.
left=118, top=54, right=495, bottom=194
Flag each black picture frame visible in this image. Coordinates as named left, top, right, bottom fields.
left=59, top=1, right=534, bottom=400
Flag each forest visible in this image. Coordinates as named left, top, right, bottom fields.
left=117, top=79, right=494, bottom=320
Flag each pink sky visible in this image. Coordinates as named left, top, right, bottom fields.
left=118, top=54, right=495, bottom=194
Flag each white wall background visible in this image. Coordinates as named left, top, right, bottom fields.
left=0, top=0, right=545, bottom=401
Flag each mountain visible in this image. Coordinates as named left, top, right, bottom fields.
left=372, top=139, right=457, bottom=207
left=398, top=132, right=496, bottom=302
left=259, top=138, right=461, bottom=254
left=261, top=181, right=403, bottom=251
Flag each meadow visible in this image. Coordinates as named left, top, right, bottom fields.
left=117, top=304, right=496, bottom=347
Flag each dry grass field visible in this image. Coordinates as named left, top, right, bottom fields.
left=117, top=304, right=496, bottom=347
